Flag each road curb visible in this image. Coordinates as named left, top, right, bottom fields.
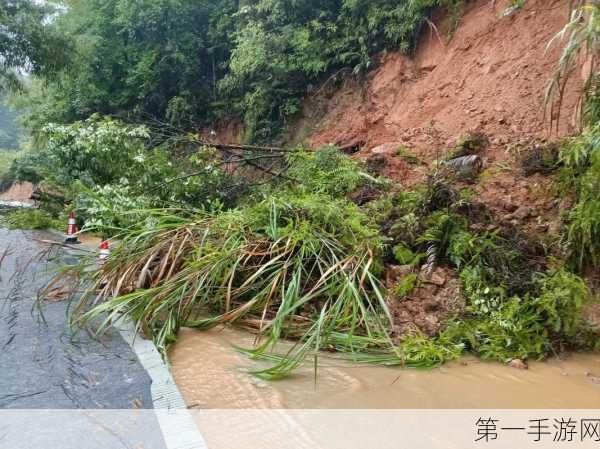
left=116, top=317, right=208, bottom=449
left=56, top=232, right=208, bottom=449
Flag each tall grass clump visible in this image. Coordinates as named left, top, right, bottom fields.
left=545, top=0, right=599, bottom=129
left=58, top=148, right=405, bottom=378
left=69, top=194, right=397, bottom=379
left=558, top=123, right=600, bottom=272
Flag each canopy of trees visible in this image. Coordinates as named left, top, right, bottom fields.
left=0, top=97, right=22, bottom=149
left=0, top=1, right=69, bottom=91
left=10, top=0, right=458, bottom=142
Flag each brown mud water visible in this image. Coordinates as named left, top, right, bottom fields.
left=170, top=327, right=600, bottom=409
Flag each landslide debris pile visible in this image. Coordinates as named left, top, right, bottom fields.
left=57, top=137, right=599, bottom=377
left=5, top=0, right=597, bottom=378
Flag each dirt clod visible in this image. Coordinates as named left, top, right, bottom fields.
left=508, top=359, right=529, bottom=370
left=385, top=265, right=413, bottom=288
left=514, top=206, right=533, bottom=220
left=420, top=267, right=447, bottom=287
left=389, top=268, right=464, bottom=337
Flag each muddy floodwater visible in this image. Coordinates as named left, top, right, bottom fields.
left=170, top=327, right=600, bottom=409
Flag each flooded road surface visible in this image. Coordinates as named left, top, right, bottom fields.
left=170, top=327, right=600, bottom=409
left=0, top=227, right=154, bottom=409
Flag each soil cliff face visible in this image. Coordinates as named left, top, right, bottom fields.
left=309, top=0, right=579, bottom=153
left=0, top=182, right=34, bottom=203
left=299, top=0, right=583, bottom=242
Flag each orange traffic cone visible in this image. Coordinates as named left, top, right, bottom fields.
left=98, top=240, right=110, bottom=290
left=98, top=240, right=110, bottom=266
left=64, top=212, right=80, bottom=244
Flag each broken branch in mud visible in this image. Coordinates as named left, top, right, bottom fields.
left=150, top=151, right=296, bottom=191
left=206, top=141, right=291, bottom=153
left=338, top=142, right=365, bottom=154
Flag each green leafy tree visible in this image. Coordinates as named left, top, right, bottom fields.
left=0, top=1, right=69, bottom=90
left=27, top=0, right=236, bottom=127
left=14, top=0, right=460, bottom=141
left=25, top=115, right=150, bottom=187
left=0, top=96, right=22, bottom=149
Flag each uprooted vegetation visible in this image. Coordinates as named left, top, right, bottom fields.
left=47, top=144, right=599, bottom=379
left=6, top=0, right=599, bottom=379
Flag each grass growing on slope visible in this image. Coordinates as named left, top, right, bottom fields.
left=557, top=123, right=600, bottom=272
left=370, top=170, right=598, bottom=364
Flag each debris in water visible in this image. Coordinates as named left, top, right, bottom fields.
left=508, top=359, right=528, bottom=370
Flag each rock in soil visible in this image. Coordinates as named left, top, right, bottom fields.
left=420, top=267, right=447, bottom=287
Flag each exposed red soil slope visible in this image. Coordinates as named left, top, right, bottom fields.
left=304, top=0, right=595, bottom=331
left=306, top=0, right=583, bottom=240
left=207, top=0, right=595, bottom=333
left=210, top=0, right=582, bottom=242
left=0, top=182, right=34, bottom=203
left=309, top=0, right=580, bottom=152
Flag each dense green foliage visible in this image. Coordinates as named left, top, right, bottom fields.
left=558, top=123, right=600, bottom=272
left=29, top=0, right=231, bottom=127
left=59, top=150, right=396, bottom=378
left=446, top=268, right=592, bottom=361
left=0, top=98, right=22, bottom=149
left=367, top=171, right=596, bottom=364
left=1, top=208, right=63, bottom=230
left=219, top=0, right=459, bottom=140
left=52, top=151, right=598, bottom=377
left=31, top=116, right=150, bottom=187
left=0, top=1, right=69, bottom=91
left=0, top=97, right=22, bottom=188
left=10, top=115, right=245, bottom=230
left=0, top=149, right=20, bottom=181
left=286, top=145, right=381, bottom=196
left=12, top=0, right=460, bottom=142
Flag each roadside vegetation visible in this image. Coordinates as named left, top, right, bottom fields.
left=2, top=0, right=599, bottom=378
left=0, top=149, right=19, bottom=182
left=0, top=97, right=23, bottom=190
left=2, top=208, right=62, bottom=230
left=52, top=141, right=598, bottom=378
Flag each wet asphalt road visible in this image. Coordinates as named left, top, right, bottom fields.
left=0, top=226, right=171, bottom=448
left=0, top=227, right=156, bottom=409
